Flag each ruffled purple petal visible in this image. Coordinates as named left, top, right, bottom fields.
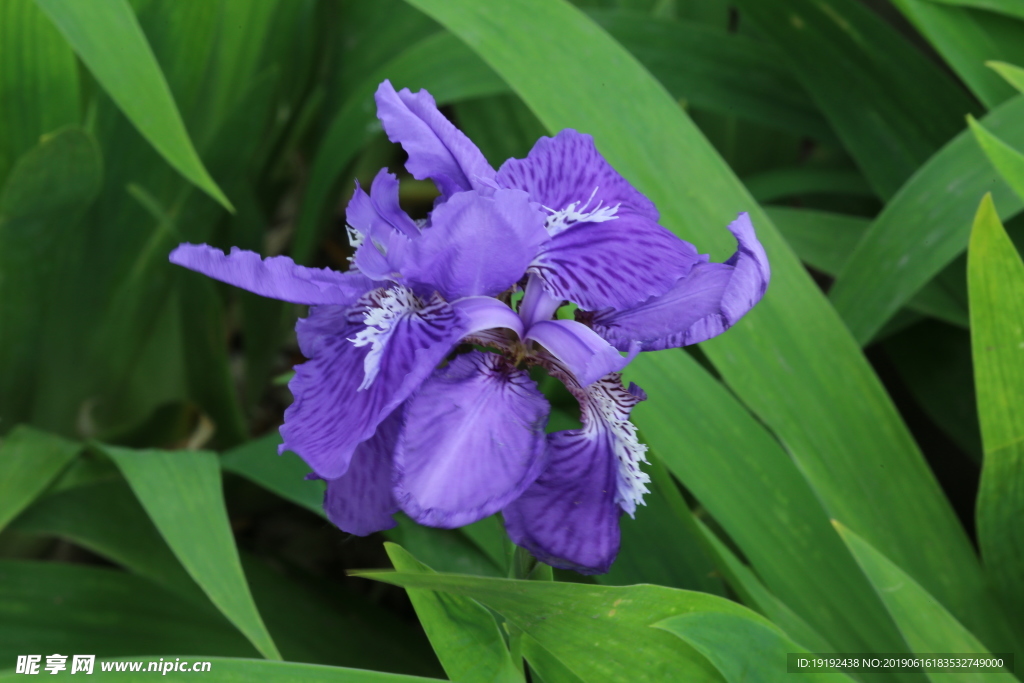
left=530, top=212, right=701, bottom=311
left=504, top=376, right=648, bottom=574
left=588, top=213, right=770, bottom=351
left=496, top=129, right=658, bottom=222
left=375, top=80, right=495, bottom=198
left=323, top=409, right=403, bottom=536
left=281, top=287, right=465, bottom=479
left=346, top=172, right=415, bottom=281
left=169, top=244, right=376, bottom=305
left=525, top=319, right=635, bottom=386
left=402, top=189, right=548, bottom=301
left=394, top=351, right=550, bottom=528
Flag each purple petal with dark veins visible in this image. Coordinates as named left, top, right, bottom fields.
left=504, top=375, right=648, bottom=574
left=394, top=351, right=550, bottom=528
left=496, top=129, right=658, bottom=221
left=589, top=213, right=770, bottom=351
left=530, top=212, right=701, bottom=311
left=525, top=319, right=634, bottom=386
left=281, top=288, right=465, bottom=479
left=375, top=80, right=495, bottom=198
left=169, top=244, right=375, bottom=305
left=402, top=189, right=548, bottom=301
left=502, top=429, right=621, bottom=575
left=323, top=408, right=403, bottom=536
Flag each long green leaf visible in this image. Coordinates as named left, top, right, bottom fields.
left=891, top=0, right=1024, bottom=108
left=988, top=60, right=1024, bottom=93
left=588, top=10, right=837, bottom=143
left=0, top=659, right=447, bottom=683
left=356, top=571, right=757, bottom=683
left=969, top=115, right=1024, bottom=200
left=0, top=426, right=79, bottom=532
left=34, top=0, right=231, bottom=210
left=102, top=444, right=280, bottom=659
left=385, top=544, right=523, bottom=683
left=830, top=95, right=1024, bottom=345
left=0, top=128, right=102, bottom=431
left=767, top=207, right=968, bottom=328
left=655, top=612, right=853, bottom=683
left=221, top=432, right=324, bottom=516
left=729, top=0, right=977, bottom=199
left=9, top=478, right=205, bottom=602
left=0, top=0, right=78, bottom=185
left=967, top=194, right=1024, bottom=631
left=834, top=522, right=1018, bottom=683
left=0, top=561, right=257, bottom=662
left=405, top=0, right=1000, bottom=651
left=926, top=0, right=1024, bottom=21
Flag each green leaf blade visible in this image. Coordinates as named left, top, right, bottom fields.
left=34, top=0, right=232, bottom=210
left=0, top=426, right=79, bottom=532
left=967, top=194, right=1024, bottom=632
left=102, top=445, right=280, bottom=660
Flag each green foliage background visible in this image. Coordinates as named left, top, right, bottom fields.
left=1, top=0, right=1022, bottom=680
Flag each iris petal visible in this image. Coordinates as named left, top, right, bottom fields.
left=402, top=189, right=548, bottom=301
left=525, top=319, right=635, bottom=386
left=375, top=80, right=495, bottom=198
left=323, top=409, right=403, bottom=536
left=281, top=288, right=464, bottom=479
left=496, top=129, right=658, bottom=222
left=394, top=351, right=550, bottom=528
left=169, top=244, right=375, bottom=306
left=529, top=212, right=701, bottom=311
left=589, top=213, right=770, bottom=351
left=504, top=376, right=648, bottom=574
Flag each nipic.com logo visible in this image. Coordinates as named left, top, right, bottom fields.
left=14, top=655, right=212, bottom=675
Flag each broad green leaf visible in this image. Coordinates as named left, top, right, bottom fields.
left=385, top=544, right=523, bottom=683
left=766, top=207, right=968, bottom=328
left=927, top=0, right=1024, bottom=21
left=745, top=168, right=874, bottom=203
left=386, top=516, right=505, bottom=577
left=404, top=0, right=998, bottom=651
left=0, top=128, right=102, bottom=431
left=891, top=0, right=1024, bottom=108
left=9, top=478, right=204, bottom=602
left=0, top=659, right=447, bottom=683
left=830, top=95, right=1024, bottom=346
left=634, top=351, right=910, bottom=660
left=729, top=0, right=977, bottom=199
left=689, top=516, right=835, bottom=654
left=588, top=10, right=838, bottom=143
left=34, top=0, right=232, bottom=210
left=0, top=561, right=257, bottom=661
left=102, top=445, right=280, bottom=659
left=988, top=60, right=1024, bottom=92
left=460, top=515, right=510, bottom=571
left=0, top=0, right=78, bottom=185
left=968, top=194, right=1024, bottom=630
left=654, top=612, right=853, bottom=683
left=0, top=426, right=78, bottom=532
left=9, top=479, right=440, bottom=672
left=221, top=432, right=324, bottom=516
left=834, top=522, right=1018, bottom=682
left=969, top=115, right=1024, bottom=200
left=356, top=571, right=753, bottom=683
left=520, top=635, right=585, bottom=683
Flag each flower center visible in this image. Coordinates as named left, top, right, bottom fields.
left=349, top=286, right=420, bottom=390
left=542, top=187, right=620, bottom=236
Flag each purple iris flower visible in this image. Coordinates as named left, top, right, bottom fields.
left=169, top=80, right=769, bottom=574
